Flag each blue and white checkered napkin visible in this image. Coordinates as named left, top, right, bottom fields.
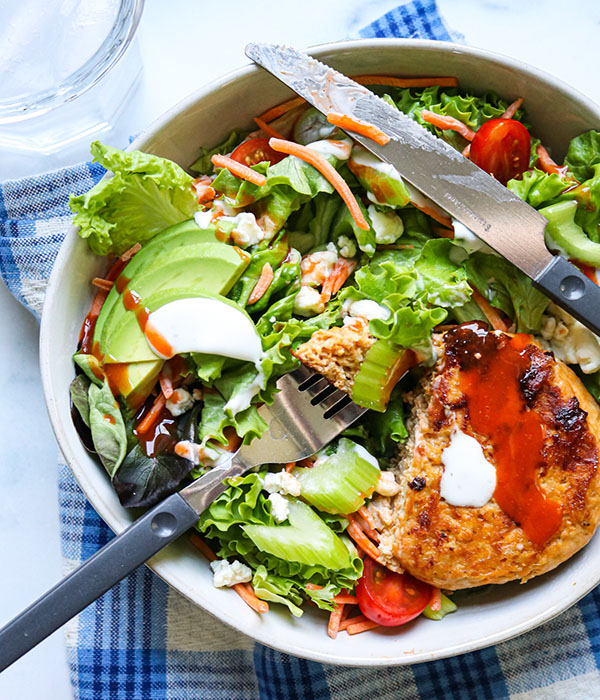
left=2, top=1, right=600, bottom=697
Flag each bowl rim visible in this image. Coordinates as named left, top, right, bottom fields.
left=40, top=37, right=600, bottom=666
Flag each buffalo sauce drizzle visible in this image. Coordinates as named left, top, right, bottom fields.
left=444, top=323, right=563, bottom=547
left=133, top=402, right=178, bottom=457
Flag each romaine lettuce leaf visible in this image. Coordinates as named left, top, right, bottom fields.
left=197, top=391, right=267, bottom=447
left=385, top=86, right=526, bottom=151
left=251, top=566, right=304, bottom=617
left=507, top=168, right=570, bottom=209
left=559, top=163, right=600, bottom=242
left=345, top=239, right=471, bottom=352
left=190, top=129, right=249, bottom=175
left=330, top=196, right=376, bottom=256
left=197, top=473, right=363, bottom=614
left=564, top=130, right=600, bottom=182
left=465, top=252, right=549, bottom=332
left=228, top=235, right=290, bottom=307
left=70, top=142, right=199, bottom=255
left=363, top=387, right=408, bottom=460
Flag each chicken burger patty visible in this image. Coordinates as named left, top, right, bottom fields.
left=297, top=321, right=600, bottom=589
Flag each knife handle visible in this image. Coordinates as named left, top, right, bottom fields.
left=534, top=256, right=600, bottom=337
left=0, top=492, right=199, bottom=673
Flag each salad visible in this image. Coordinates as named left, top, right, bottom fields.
left=69, top=73, right=600, bottom=638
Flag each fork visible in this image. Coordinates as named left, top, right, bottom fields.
left=0, top=366, right=366, bottom=671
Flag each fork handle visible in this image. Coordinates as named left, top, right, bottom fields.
left=0, top=492, right=199, bottom=672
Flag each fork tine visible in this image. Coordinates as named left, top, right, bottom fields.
left=310, top=385, right=337, bottom=405
left=304, top=376, right=331, bottom=397
left=289, top=364, right=315, bottom=384
left=315, top=387, right=348, bottom=411
left=327, top=398, right=367, bottom=423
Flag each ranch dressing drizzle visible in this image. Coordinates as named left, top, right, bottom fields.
left=144, top=297, right=265, bottom=414
left=440, top=430, right=496, bottom=507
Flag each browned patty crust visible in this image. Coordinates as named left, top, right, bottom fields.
left=374, top=326, right=600, bottom=589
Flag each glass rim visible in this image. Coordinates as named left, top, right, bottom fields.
left=0, top=0, right=145, bottom=125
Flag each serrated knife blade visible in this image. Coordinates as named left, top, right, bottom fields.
left=245, top=42, right=600, bottom=337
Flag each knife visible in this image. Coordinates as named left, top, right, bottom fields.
left=245, top=42, right=600, bottom=336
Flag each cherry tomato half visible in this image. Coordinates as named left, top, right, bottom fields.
left=230, top=137, right=286, bottom=167
left=356, top=557, right=433, bottom=627
left=470, top=118, right=531, bottom=185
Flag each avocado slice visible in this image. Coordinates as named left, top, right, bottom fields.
left=99, top=241, right=249, bottom=353
left=104, top=360, right=163, bottom=411
left=104, top=289, right=250, bottom=363
left=94, top=219, right=220, bottom=344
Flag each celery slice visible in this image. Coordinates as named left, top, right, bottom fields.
left=352, top=339, right=416, bottom=412
left=423, top=593, right=458, bottom=620
left=540, top=200, right=600, bottom=266
left=293, top=438, right=380, bottom=515
left=243, top=499, right=351, bottom=571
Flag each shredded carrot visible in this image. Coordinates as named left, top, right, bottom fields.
left=189, top=535, right=269, bottom=613
left=88, top=288, right=109, bottom=318
left=79, top=286, right=110, bottom=352
left=358, top=506, right=375, bottom=529
left=253, top=116, right=285, bottom=140
left=469, top=285, right=509, bottom=332
left=462, top=143, right=471, bottom=158
left=285, top=462, right=296, bottom=474
left=429, top=588, right=442, bottom=612
left=339, top=614, right=368, bottom=631
left=211, top=153, right=267, bottom=187
left=159, top=371, right=174, bottom=400
left=326, top=112, right=390, bottom=146
left=409, top=197, right=453, bottom=228
left=269, top=138, right=369, bottom=230
left=354, top=513, right=380, bottom=543
left=189, top=533, right=218, bottom=562
left=347, top=619, right=380, bottom=635
left=431, top=225, right=454, bottom=240
left=420, top=110, right=476, bottom=141
left=328, top=604, right=345, bottom=639
left=297, top=457, right=315, bottom=468
left=136, top=394, right=166, bottom=434
left=339, top=604, right=350, bottom=625
left=234, top=582, right=270, bottom=614
left=536, top=144, right=570, bottom=179
left=346, top=515, right=381, bottom=562
left=119, top=242, right=142, bottom=265
left=306, top=586, right=357, bottom=604
left=193, top=182, right=216, bottom=204
left=321, top=259, right=357, bottom=302
left=351, top=75, right=458, bottom=88
left=501, top=97, right=523, bottom=119
left=257, top=96, right=306, bottom=123
left=334, top=593, right=358, bottom=605
left=248, top=262, right=274, bottom=305
left=103, top=242, right=142, bottom=284
left=92, top=277, right=113, bottom=292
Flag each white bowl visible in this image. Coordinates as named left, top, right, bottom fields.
left=40, top=39, right=600, bottom=666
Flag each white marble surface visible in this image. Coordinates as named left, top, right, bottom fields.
left=0, top=1, right=598, bottom=698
